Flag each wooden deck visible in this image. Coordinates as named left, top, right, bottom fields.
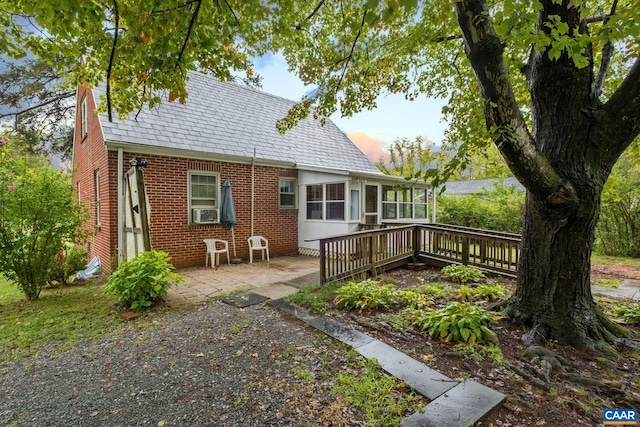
left=319, top=224, right=521, bottom=283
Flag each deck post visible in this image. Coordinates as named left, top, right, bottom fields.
left=370, top=233, right=377, bottom=278
left=320, top=240, right=327, bottom=284
left=462, top=236, right=470, bottom=266
left=412, top=225, right=420, bottom=262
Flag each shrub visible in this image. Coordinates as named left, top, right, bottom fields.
left=615, top=304, right=640, bottom=324
left=441, top=265, right=485, bottom=283
left=104, top=250, right=184, bottom=311
left=0, top=133, right=88, bottom=300
left=334, top=279, right=400, bottom=310
left=436, top=179, right=524, bottom=234
left=409, top=302, right=495, bottom=343
left=48, top=248, right=89, bottom=285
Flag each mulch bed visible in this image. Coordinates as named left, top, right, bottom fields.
left=323, top=265, right=640, bottom=426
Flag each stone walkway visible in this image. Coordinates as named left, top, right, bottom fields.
left=592, top=279, right=640, bottom=300
left=165, top=256, right=320, bottom=306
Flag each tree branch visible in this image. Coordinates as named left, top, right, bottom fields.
left=106, top=0, right=120, bottom=122
left=335, top=10, right=366, bottom=92
left=0, top=92, right=75, bottom=119
left=175, top=0, right=202, bottom=70
left=598, top=56, right=640, bottom=161
left=592, top=0, right=618, bottom=99
left=296, top=0, right=325, bottom=29
left=152, top=0, right=199, bottom=14
left=222, top=0, right=239, bottom=26
left=451, top=0, right=574, bottom=205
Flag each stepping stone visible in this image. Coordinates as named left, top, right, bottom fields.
left=251, top=283, right=298, bottom=300
left=356, top=339, right=457, bottom=400
left=402, top=380, right=505, bottom=427
left=221, top=292, right=269, bottom=308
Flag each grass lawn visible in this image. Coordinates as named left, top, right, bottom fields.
left=592, top=254, right=640, bottom=267
left=0, top=276, right=132, bottom=369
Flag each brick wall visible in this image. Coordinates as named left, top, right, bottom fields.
left=112, top=152, right=299, bottom=268
left=72, top=86, right=115, bottom=273
left=73, top=87, right=300, bottom=271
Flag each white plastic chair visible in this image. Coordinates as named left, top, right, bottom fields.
left=247, top=236, right=269, bottom=263
left=203, top=239, right=230, bottom=269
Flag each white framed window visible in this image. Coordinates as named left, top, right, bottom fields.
left=414, top=188, right=429, bottom=219
left=350, top=189, right=360, bottom=221
left=382, top=185, right=397, bottom=219
left=326, top=183, right=345, bottom=220
left=382, top=186, right=430, bottom=221
left=188, top=171, right=220, bottom=224
left=306, top=184, right=323, bottom=220
left=398, top=188, right=413, bottom=219
left=94, top=170, right=100, bottom=225
left=306, top=183, right=346, bottom=221
left=279, top=178, right=297, bottom=208
left=81, top=96, right=88, bottom=138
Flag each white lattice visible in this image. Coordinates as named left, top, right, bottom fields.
left=298, top=247, right=320, bottom=257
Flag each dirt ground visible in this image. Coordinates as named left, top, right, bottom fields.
left=324, top=264, right=640, bottom=426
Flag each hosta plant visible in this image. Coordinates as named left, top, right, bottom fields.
left=104, top=250, right=184, bottom=311
left=441, top=265, right=485, bottom=284
left=410, top=302, right=496, bottom=343
left=334, top=279, right=400, bottom=311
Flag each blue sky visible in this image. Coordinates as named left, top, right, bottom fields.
left=254, top=53, right=448, bottom=162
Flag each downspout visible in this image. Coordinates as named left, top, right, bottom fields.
left=117, top=147, right=124, bottom=265
left=251, top=148, right=255, bottom=236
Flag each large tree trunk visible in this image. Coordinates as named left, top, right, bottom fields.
left=507, top=183, right=624, bottom=349
left=453, top=0, right=639, bottom=348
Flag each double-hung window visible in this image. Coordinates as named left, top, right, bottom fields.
left=189, top=172, right=219, bottom=224
left=306, top=183, right=346, bottom=221
left=81, top=96, right=88, bottom=138
left=382, top=186, right=397, bottom=219
left=279, top=178, right=297, bottom=208
left=414, top=188, right=429, bottom=219
left=306, top=184, right=323, bottom=220
left=326, top=183, right=345, bottom=220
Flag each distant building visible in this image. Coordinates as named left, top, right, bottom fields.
left=441, top=177, right=525, bottom=196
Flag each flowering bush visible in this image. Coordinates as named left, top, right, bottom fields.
left=0, top=132, right=88, bottom=300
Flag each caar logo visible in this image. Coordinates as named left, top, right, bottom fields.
left=603, top=409, right=637, bottom=425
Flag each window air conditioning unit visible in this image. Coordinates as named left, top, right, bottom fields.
left=192, top=208, right=218, bottom=224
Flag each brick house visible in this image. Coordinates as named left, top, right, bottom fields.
left=72, top=71, right=434, bottom=273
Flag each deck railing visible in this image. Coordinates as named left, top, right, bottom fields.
left=319, top=223, right=521, bottom=283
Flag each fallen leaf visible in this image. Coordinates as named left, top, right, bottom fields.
left=195, top=353, right=204, bottom=357
left=158, top=421, right=165, bottom=427
left=251, top=353, right=258, bottom=358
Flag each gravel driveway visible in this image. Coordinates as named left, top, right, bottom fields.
left=0, top=301, right=363, bottom=426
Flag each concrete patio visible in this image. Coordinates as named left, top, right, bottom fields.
left=165, top=255, right=320, bottom=306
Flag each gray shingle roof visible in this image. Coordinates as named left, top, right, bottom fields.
left=94, top=72, right=381, bottom=174
left=441, top=177, right=525, bottom=195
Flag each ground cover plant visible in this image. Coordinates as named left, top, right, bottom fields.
left=288, top=260, right=640, bottom=426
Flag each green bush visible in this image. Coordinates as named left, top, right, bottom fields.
left=48, top=248, right=89, bottom=285
left=595, top=147, right=640, bottom=258
left=615, top=304, right=640, bottom=324
left=441, top=265, right=485, bottom=283
left=409, top=302, right=495, bottom=343
left=334, top=279, right=400, bottom=310
left=0, top=133, right=88, bottom=300
left=104, top=250, right=184, bottom=311
left=436, top=179, right=524, bottom=234
left=472, top=284, right=509, bottom=301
